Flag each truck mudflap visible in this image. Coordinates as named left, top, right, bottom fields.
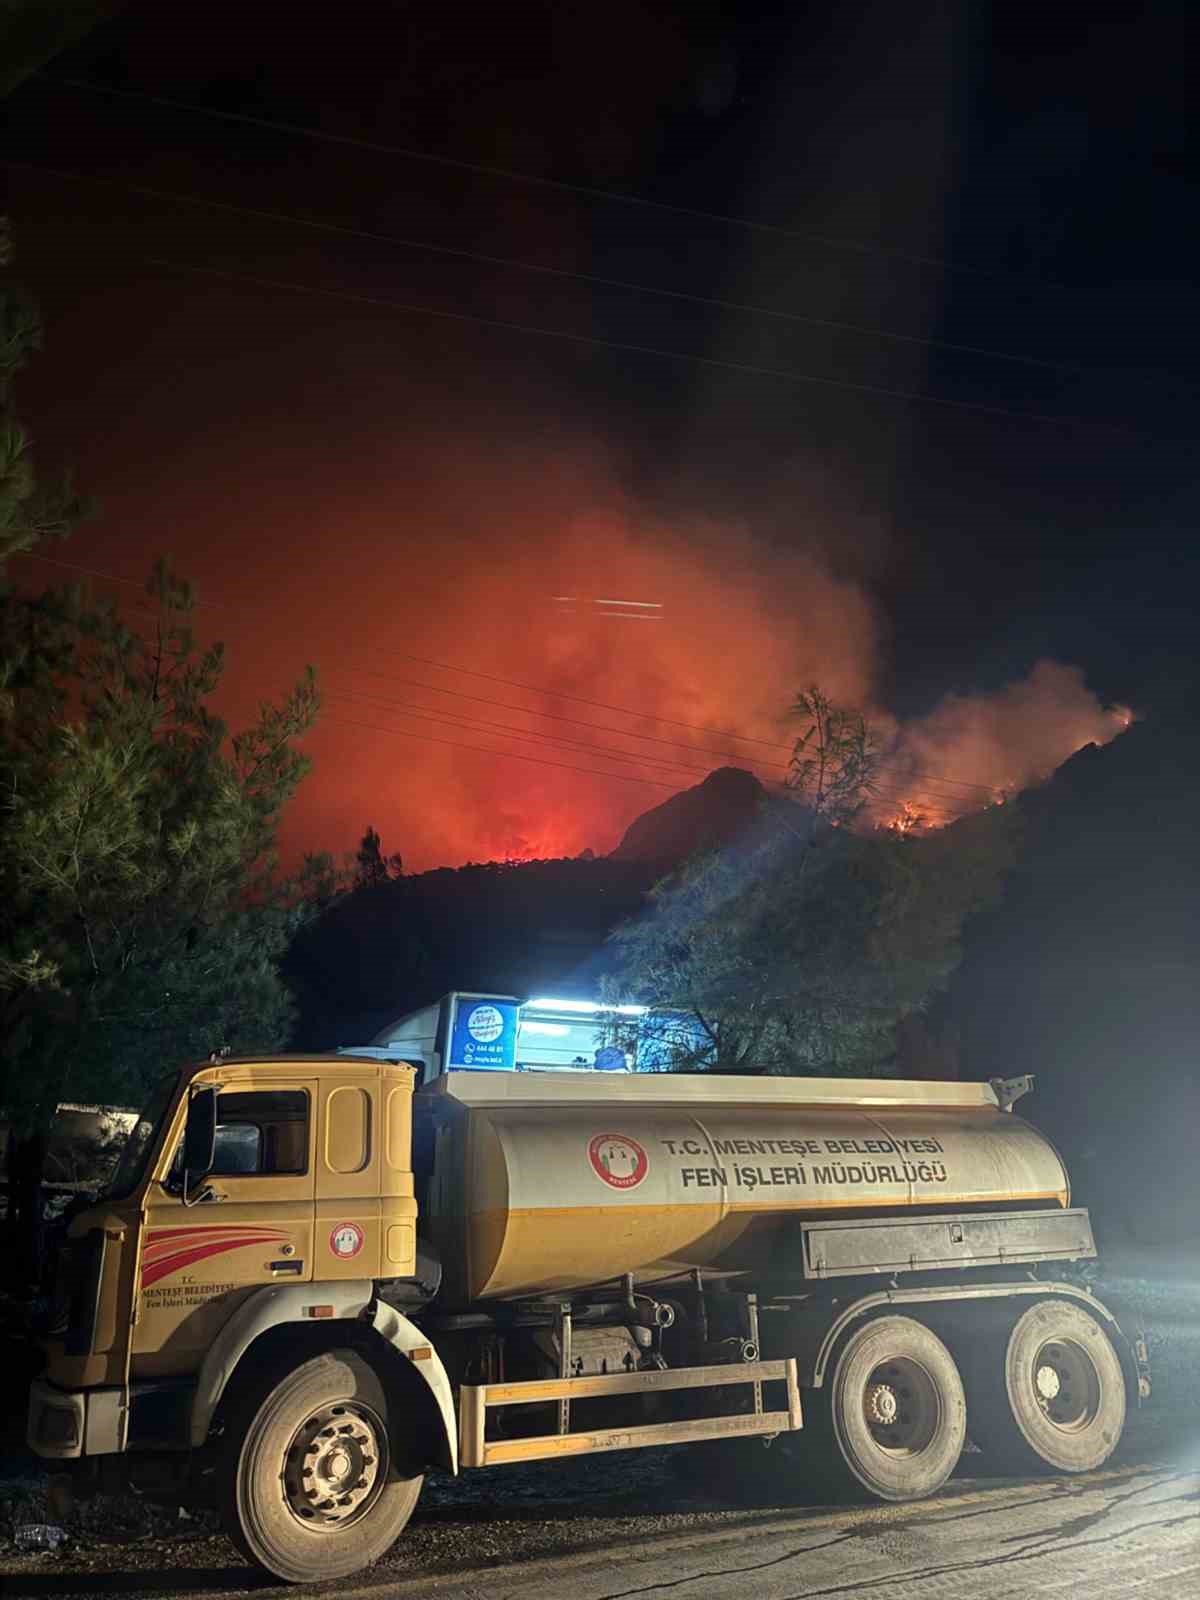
left=370, top=1300, right=459, bottom=1473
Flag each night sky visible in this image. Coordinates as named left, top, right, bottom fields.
left=4, top=2, right=1195, bottom=868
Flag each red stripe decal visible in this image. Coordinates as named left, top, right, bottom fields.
left=141, top=1235, right=284, bottom=1288
left=146, top=1225, right=290, bottom=1244
left=142, top=1228, right=283, bottom=1256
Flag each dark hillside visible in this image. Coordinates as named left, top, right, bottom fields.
left=611, top=767, right=768, bottom=863
left=286, top=856, right=656, bottom=1048
left=287, top=767, right=771, bottom=1048
left=947, top=713, right=1200, bottom=1250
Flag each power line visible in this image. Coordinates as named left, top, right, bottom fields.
left=56, top=623, right=971, bottom=814
left=357, top=651, right=1006, bottom=795
left=325, top=713, right=684, bottom=791
left=328, top=685, right=969, bottom=816
left=41, top=74, right=1030, bottom=284
left=384, top=650, right=802, bottom=752
left=14, top=550, right=222, bottom=607
left=11, top=548, right=1005, bottom=798
left=26, top=606, right=974, bottom=819
left=340, top=668, right=790, bottom=766
left=325, top=687, right=726, bottom=781
left=325, top=711, right=968, bottom=820
left=140, top=256, right=1117, bottom=431
left=330, top=679, right=973, bottom=816
left=4, top=158, right=1081, bottom=376
left=328, top=687, right=969, bottom=814
left=34, top=584, right=972, bottom=815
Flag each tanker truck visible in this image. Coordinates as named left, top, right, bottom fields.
left=27, top=1054, right=1148, bottom=1583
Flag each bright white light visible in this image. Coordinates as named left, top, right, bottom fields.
left=525, top=997, right=647, bottom=1016
left=519, top=1021, right=570, bottom=1037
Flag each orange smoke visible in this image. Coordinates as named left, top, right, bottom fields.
left=253, top=445, right=1129, bottom=870
left=276, top=450, right=879, bottom=870
left=875, top=662, right=1133, bottom=832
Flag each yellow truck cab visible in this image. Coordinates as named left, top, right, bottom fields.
left=29, top=1054, right=453, bottom=1582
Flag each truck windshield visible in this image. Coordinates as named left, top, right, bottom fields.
left=107, top=1075, right=178, bottom=1199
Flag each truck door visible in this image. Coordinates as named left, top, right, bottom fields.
left=133, top=1079, right=317, bottom=1374
left=316, top=1073, right=385, bottom=1281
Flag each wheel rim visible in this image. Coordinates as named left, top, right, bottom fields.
left=861, top=1357, right=942, bottom=1456
left=1030, top=1338, right=1101, bottom=1432
left=282, top=1399, right=389, bottom=1530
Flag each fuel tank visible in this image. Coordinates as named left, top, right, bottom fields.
left=422, top=1073, right=1070, bottom=1302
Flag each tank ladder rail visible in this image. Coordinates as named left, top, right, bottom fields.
left=458, top=1355, right=802, bottom=1468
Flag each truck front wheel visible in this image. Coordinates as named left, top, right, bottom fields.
left=220, top=1348, right=422, bottom=1583
left=964, top=1300, right=1126, bottom=1474
left=822, top=1316, right=966, bottom=1501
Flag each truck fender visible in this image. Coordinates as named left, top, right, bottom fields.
left=804, top=1281, right=1143, bottom=1398
left=190, top=1280, right=374, bottom=1448
left=369, top=1300, right=458, bottom=1474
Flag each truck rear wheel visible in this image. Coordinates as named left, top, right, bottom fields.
left=964, top=1300, right=1125, bottom=1474
left=220, top=1348, right=422, bottom=1583
left=822, top=1316, right=966, bottom=1501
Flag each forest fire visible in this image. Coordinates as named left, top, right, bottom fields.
left=880, top=801, right=935, bottom=834
left=267, top=458, right=1133, bottom=870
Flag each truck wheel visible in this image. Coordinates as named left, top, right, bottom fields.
left=220, top=1348, right=422, bottom=1583
left=822, top=1316, right=966, bottom=1501
left=964, top=1300, right=1125, bottom=1474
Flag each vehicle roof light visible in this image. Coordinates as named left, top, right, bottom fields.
left=525, top=997, right=647, bottom=1016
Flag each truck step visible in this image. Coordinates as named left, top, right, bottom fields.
left=459, top=1357, right=801, bottom=1467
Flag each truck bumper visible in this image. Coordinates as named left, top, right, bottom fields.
left=28, top=1377, right=125, bottom=1459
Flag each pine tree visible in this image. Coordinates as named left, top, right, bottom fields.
left=0, top=560, right=329, bottom=1127
left=354, top=824, right=402, bottom=888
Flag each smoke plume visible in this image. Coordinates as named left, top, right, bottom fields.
left=264, top=445, right=1128, bottom=869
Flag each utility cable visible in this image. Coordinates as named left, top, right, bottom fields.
left=4, top=158, right=1082, bottom=375
left=139, top=256, right=1122, bottom=431
left=326, top=712, right=968, bottom=820
left=11, top=548, right=1009, bottom=799
left=40, top=73, right=1033, bottom=284
left=327, top=686, right=967, bottom=816
left=346, top=658, right=1006, bottom=796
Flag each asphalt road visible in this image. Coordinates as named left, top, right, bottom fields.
left=4, top=1438, right=1198, bottom=1600
left=427, top=1460, right=1200, bottom=1600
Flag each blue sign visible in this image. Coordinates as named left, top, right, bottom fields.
left=449, top=999, right=519, bottom=1070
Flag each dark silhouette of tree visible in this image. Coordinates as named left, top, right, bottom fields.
left=355, top=825, right=403, bottom=888
left=0, top=221, right=85, bottom=571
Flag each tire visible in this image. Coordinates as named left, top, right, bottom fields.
left=820, top=1315, right=966, bottom=1502
left=219, top=1348, right=422, bottom=1583
left=963, top=1300, right=1126, bottom=1474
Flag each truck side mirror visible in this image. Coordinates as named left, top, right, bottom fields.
left=183, top=1087, right=217, bottom=1183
